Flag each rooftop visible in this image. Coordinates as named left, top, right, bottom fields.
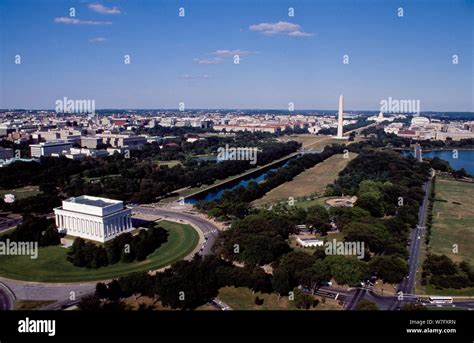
left=65, top=195, right=121, bottom=208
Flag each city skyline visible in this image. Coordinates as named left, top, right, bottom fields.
left=1, top=0, right=473, bottom=111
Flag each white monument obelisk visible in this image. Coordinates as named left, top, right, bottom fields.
left=336, top=94, right=344, bottom=139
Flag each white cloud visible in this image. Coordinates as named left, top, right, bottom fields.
left=194, top=49, right=255, bottom=64
left=193, top=57, right=223, bottom=65
left=180, top=74, right=210, bottom=80
left=288, top=30, right=313, bottom=37
left=88, top=3, right=121, bottom=14
left=212, top=49, right=254, bottom=57
left=249, top=21, right=313, bottom=37
left=89, top=37, right=107, bottom=43
left=54, top=17, right=112, bottom=25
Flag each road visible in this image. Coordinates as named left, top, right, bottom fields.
left=398, top=181, right=430, bottom=296
left=133, top=205, right=220, bottom=256
left=0, top=281, right=15, bottom=310
left=208, top=298, right=232, bottom=311
left=0, top=217, right=21, bottom=233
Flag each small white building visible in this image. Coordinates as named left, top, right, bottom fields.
left=54, top=195, right=133, bottom=243
left=296, top=237, right=324, bottom=248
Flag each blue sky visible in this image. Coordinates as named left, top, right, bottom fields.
left=0, top=0, right=472, bottom=111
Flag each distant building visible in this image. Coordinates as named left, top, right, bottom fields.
left=97, top=134, right=146, bottom=150
left=30, top=140, right=73, bottom=157
left=368, top=112, right=395, bottom=123
left=54, top=195, right=133, bottom=243
left=410, top=116, right=430, bottom=126
left=81, top=136, right=103, bottom=149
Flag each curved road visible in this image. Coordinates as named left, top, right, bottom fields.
left=0, top=281, right=15, bottom=310
left=133, top=205, right=220, bottom=256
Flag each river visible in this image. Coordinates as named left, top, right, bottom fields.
left=405, top=149, right=474, bottom=176
left=185, top=160, right=290, bottom=204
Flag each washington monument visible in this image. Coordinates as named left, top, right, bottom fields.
left=336, top=94, right=346, bottom=139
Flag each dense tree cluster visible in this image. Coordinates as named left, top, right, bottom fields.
left=214, top=211, right=294, bottom=266
left=67, top=226, right=168, bottom=269
left=422, top=254, right=474, bottom=289
left=323, top=150, right=429, bottom=282
left=80, top=255, right=273, bottom=310
left=0, top=215, right=60, bottom=247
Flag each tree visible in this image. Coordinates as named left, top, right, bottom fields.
left=78, top=294, right=102, bottom=311
left=401, top=303, right=427, bottom=311
left=297, top=260, right=331, bottom=293
left=369, top=256, right=409, bottom=284
left=344, top=222, right=389, bottom=254
left=330, top=206, right=370, bottom=231
left=356, top=192, right=384, bottom=217
left=95, top=282, right=108, bottom=299
left=39, top=226, right=61, bottom=247
left=293, top=288, right=318, bottom=310
left=207, top=207, right=223, bottom=218
left=356, top=299, right=378, bottom=310
left=254, top=296, right=264, bottom=306
left=272, top=267, right=293, bottom=296
left=325, top=255, right=369, bottom=286
left=306, top=205, right=332, bottom=235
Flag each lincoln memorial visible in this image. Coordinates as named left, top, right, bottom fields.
left=54, top=195, right=133, bottom=243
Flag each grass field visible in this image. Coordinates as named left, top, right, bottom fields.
left=290, top=196, right=333, bottom=209
left=0, top=220, right=198, bottom=283
left=155, top=160, right=181, bottom=168
left=415, top=178, right=474, bottom=296
left=15, top=300, right=56, bottom=310
left=217, top=286, right=343, bottom=310
left=0, top=186, right=41, bottom=200
left=253, top=153, right=357, bottom=207
left=278, top=134, right=336, bottom=149
left=430, top=179, right=474, bottom=265
left=279, top=134, right=365, bottom=150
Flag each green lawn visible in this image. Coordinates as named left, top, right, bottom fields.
left=0, top=220, right=199, bottom=283
left=217, top=286, right=343, bottom=310
left=0, top=186, right=41, bottom=200
left=431, top=179, right=474, bottom=265
left=424, top=284, right=474, bottom=297
left=15, top=300, right=56, bottom=310
left=417, top=178, right=474, bottom=296
left=253, top=153, right=357, bottom=207
left=291, top=196, right=334, bottom=210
